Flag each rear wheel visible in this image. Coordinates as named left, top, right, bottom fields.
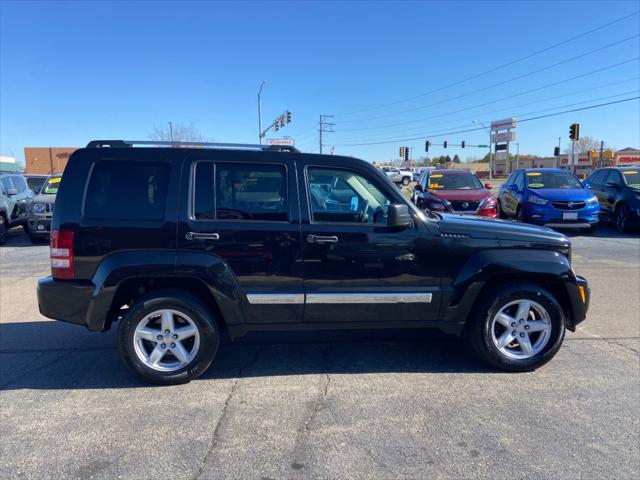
left=118, top=290, right=219, bottom=385
left=615, top=203, right=632, bottom=233
left=468, top=282, right=566, bottom=372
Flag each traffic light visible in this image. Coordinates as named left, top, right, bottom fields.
left=404, top=147, right=409, bottom=162
left=399, top=147, right=405, bottom=157
left=554, top=146, right=560, bottom=156
left=443, top=141, right=447, bottom=149
left=461, top=141, right=465, bottom=148
left=286, top=111, right=291, bottom=123
left=425, top=141, right=430, bottom=152
left=274, top=120, right=279, bottom=131
left=279, top=114, right=285, bottom=128
left=569, top=123, right=580, bottom=141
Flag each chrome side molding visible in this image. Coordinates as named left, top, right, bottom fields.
left=246, top=292, right=432, bottom=305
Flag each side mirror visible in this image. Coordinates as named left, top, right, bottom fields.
left=605, top=182, right=619, bottom=190
left=484, top=183, right=493, bottom=190
left=6, top=188, right=18, bottom=196
left=387, top=203, right=412, bottom=229
left=33, top=188, right=40, bottom=195
left=414, top=184, right=423, bottom=191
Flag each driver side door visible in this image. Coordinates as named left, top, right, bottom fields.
left=299, top=161, right=442, bottom=324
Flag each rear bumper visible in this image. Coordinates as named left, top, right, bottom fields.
left=37, top=276, right=97, bottom=329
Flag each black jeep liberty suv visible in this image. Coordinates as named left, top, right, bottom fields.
left=37, top=140, right=590, bottom=384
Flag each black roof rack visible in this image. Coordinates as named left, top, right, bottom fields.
left=85, top=140, right=300, bottom=153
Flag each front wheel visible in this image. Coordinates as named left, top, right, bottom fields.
left=516, top=206, right=525, bottom=223
left=402, top=177, right=410, bottom=186
left=468, top=282, right=566, bottom=372
left=118, top=290, right=220, bottom=385
left=0, top=216, right=7, bottom=245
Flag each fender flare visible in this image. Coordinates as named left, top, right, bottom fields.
left=442, top=248, right=582, bottom=328
left=85, top=250, right=243, bottom=331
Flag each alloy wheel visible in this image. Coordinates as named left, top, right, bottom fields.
left=133, top=309, right=200, bottom=372
left=490, top=299, right=552, bottom=359
left=616, top=205, right=629, bottom=232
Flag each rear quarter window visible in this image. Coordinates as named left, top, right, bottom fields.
left=84, top=160, right=171, bottom=221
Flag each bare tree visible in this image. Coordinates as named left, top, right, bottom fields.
left=149, top=122, right=206, bottom=142
left=564, top=136, right=606, bottom=154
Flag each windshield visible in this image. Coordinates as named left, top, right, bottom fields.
left=621, top=170, right=640, bottom=189
left=525, top=171, right=582, bottom=189
left=41, top=176, right=61, bottom=195
left=427, top=172, right=483, bottom=190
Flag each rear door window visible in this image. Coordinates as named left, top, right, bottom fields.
left=605, top=170, right=623, bottom=187
left=84, top=160, right=171, bottom=220
left=216, top=163, right=287, bottom=221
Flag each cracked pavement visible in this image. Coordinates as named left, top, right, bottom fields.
left=1, top=225, right=639, bottom=479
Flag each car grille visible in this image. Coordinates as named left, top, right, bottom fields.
left=551, top=201, right=586, bottom=210
left=450, top=200, right=480, bottom=212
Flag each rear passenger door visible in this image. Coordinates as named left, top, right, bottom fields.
left=176, top=151, right=303, bottom=325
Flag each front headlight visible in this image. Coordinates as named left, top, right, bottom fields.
left=31, top=203, right=46, bottom=214
left=528, top=195, right=549, bottom=206
left=586, top=195, right=598, bottom=203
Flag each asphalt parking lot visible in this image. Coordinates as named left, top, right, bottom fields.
left=1, top=225, right=639, bottom=479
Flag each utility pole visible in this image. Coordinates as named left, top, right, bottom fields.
left=169, top=122, right=174, bottom=142
left=473, top=120, right=492, bottom=180
left=319, top=114, right=335, bottom=154
left=257, top=81, right=267, bottom=144
left=571, top=140, right=576, bottom=173
left=599, top=140, right=604, bottom=168
left=515, top=142, right=520, bottom=170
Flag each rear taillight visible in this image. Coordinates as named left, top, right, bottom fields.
left=50, top=229, right=75, bottom=280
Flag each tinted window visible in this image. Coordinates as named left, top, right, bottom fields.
left=605, top=170, right=622, bottom=186
left=587, top=169, right=608, bottom=187
left=1, top=177, right=13, bottom=193
left=12, top=176, right=27, bottom=193
left=193, top=162, right=214, bottom=220
left=514, top=172, right=525, bottom=190
left=308, top=167, right=391, bottom=224
left=427, top=172, right=483, bottom=190
left=216, top=163, right=287, bottom=221
left=84, top=160, right=170, bottom=220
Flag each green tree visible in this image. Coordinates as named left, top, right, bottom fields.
left=453, top=154, right=461, bottom=163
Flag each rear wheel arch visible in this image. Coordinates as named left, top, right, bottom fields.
left=106, top=276, right=228, bottom=336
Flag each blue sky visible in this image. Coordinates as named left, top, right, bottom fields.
left=1, top=0, right=639, bottom=164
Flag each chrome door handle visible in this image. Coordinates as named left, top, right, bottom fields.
left=307, top=234, right=338, bottom=244
left=186, top=232, right=220, bottom=241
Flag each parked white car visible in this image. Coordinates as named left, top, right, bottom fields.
left=380, top=166, right=412, bottom=186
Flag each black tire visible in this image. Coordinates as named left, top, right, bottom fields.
left=497, top=200, right=507, bottom=219
left=118, top=290, right=220, bottom=385
left=467, top=282, right=566, bottom=372
left=516, top=206, right=525, bottom=223
left=0, top=215, right=7, bottom=245
left=615, top=203, right=632, bottom=233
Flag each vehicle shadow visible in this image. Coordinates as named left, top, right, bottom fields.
left=0, top=321, right=493, bottom=391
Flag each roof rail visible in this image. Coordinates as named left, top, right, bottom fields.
left=85, top=140, right=300, bottom=153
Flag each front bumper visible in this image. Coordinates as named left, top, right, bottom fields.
left=523, top=203, right=599, bottom=229
left=566, top=274, right=590, bottom=331
left=27, top=215, right=52, bottom=236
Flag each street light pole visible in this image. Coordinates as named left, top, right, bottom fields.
left=473, top=120, right=492, bottom=180
left=515, top=142, right=520, bottom=170
left=257, top=80, right=267, bottom=144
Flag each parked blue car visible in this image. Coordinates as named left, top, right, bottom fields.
left=498, top=168, right=600, bottom=232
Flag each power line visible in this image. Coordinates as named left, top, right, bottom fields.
left=332, top=96, right=639, bottom=147
left=334, top=10, right=640, bottom=116
left=331, top=57, right=639, bottom=135
left=335, top=90, right=639, bottom=145
left=337, top=36, right=639, bottom=125
left=333, top=77, right=640, bottom=141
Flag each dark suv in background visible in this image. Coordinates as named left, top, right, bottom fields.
left=585, top=166, right=640, bottom=232
left=37, top=140, right=590, bottom=384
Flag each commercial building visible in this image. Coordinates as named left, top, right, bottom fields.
left=24, top=147, right=78, bottom=175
